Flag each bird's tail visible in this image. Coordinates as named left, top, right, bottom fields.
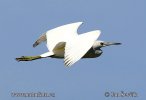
left=16, top=56, right=42, bottom=61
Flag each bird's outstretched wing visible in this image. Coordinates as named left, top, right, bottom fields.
left=33, top=22, right=82, bottom=49
left=64, top=30, right=101, bottom=67
left=45, top=22, right=83, bottom=51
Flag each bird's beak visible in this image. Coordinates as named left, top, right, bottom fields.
left=103, top=42, right=121, bottom=46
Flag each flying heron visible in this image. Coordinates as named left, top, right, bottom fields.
left=16, top=22, right=121, bottom=67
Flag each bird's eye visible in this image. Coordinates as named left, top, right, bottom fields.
left=100, top=42, right=104, bottom=45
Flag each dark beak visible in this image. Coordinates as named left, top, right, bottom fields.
left=103, top=42, right=122, bottom=46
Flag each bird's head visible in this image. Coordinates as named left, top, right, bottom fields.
left=93, top=40, right=121, bottom=48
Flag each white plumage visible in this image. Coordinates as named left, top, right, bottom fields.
left=42, top=22, right=100, bottom=66
left=64, top=30, right=100, bottom=66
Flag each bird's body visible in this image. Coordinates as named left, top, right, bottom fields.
left=48, top=43, right=103, bottom=59
left=16, top=22, right=121, bottom=67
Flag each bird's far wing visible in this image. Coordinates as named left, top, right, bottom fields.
left=46, top=22, right=83, bottom=51
left=64, top=30, right=101, bottom=67
left=33, top=33, right=46, bottom=47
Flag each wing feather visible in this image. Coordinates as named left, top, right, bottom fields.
left=33, top=33, right=46, bottom=47
left=64, top=30, right=101, bottom=67
left=46, top=22, right=83, bottom=51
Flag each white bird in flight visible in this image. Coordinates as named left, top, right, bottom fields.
left=16, top=22, right=121, bottom=67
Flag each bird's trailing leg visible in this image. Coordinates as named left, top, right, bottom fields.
left=15, top=52, right=54, bottom=62
left=16, top=56, right=43, bottom=61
